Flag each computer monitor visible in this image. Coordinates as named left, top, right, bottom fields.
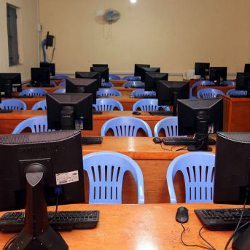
left=144, top=72, right=168, bottom=91
left=214, top=132, right=250, bottom=204
left=90, top=66, right=109, bottom=82
left=178, top=98, right=223, bottom=151
left=92, top=64, right=108, bottom=68
left=66, top=78, right=98, bottom=104
left=31, top=67, right=51, bottom=87
left=75, top=71, right=101, bottom=88
left=244, top=64, right=250, bottom=74
left=236, top=72, right=250, bottom=97
left=209, top=67, right=227, bottom=84
left=134, top=64, right=150, bottom=77
left=46, top=93, right=93, bottom=131
left=140, top=67, right=160, bottom=82
left=157, top=81, right=189, bottom=116
left=195, top=62, right=210, bottom=79
left=40, top=62, right=56, bottom=76
left=0, top=130, right=84, bottom=248
left=0, top=73, right=22, bottom=98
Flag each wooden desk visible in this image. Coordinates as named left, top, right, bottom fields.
left=223, top=95, right=250, bottom=132
left=0, top=203, right=239, bottom=250
left=197, top=85, right=234, bottom=95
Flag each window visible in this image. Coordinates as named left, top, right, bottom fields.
left=7, top=4, right=19, bottom=66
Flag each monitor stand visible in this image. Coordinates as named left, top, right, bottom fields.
left=5, top=163, right=68, bottom=250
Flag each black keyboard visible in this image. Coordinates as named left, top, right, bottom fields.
left=132, top=95, right=156, bottom=99
left=149, top=111, right=173, bottom=116
left=0, top=210, right=99, bottom=232
left=93, top=111, right=103, bottom=115
left=195, top=208, right=250, bottom=231
left=81, top=136, right=103, bottom=145
left=0, top=110, right=13, bottom=113
left=230, top=95, right=247, bottom=98
left=162, top=137, right=216, bottom=146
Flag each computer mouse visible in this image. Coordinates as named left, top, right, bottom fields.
left=132, top=111, right=141, bottom=115
left=176, top=206, right=189, bottom=223
left=153, top=137, right=162, bottom=144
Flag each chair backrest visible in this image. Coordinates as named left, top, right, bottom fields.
left=109, top=74, right=120, bottom=80
left=221, top=80, right=235, bottom=86
left=226, top=89, right=247, bottom=96
left=190, top=81, right=214, bottom=99
left=0, top=99, right=27, bottom=110
left=197, top=88, right=225, bottom=99
left=18, top=88, right=47, bottom=97
left=101, top=82, right=114, bottom=88
left=166, top=152, right=215, bottom=203
left=101, top=116, right=152, bottom=137
left=93, top=98, right=123, bottom=111
left=58, top=81, right=66, bottom=87
left=130, top=89, right=156, bottom=98
left=12, top=116, right=49, bottom=134
left=31, top=100, right=47, bottom=110
left=154, top=117, right=178, bottom=137
left=123, top=75, right=141, bottom=81
left=97, top=88, right=121, bottom=97
left=132, top=98, right=170, bottom=112
left=82, top=151, right=144, bottom=204
left=123, top=81, right=145, bottom=88
left=53, top=88, right=66, bottom=93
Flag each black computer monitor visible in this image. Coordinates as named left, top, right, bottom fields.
left=157, top=81, right=189, bottom=116
left=75, top=71, right=101, bottom=88
left=209, top=67, right=227, bottom=84
left=40, top=62, right=56, bottom=76
left=214, top=132, right=250, bottom=204
left=140, top=67, right=160, bottom=82
left=90, top=67, right=109, bottom=82
left=134, top=64, right=150, bottom=77
left=31, top=67, right=51, bottom=87
left=195, top=62, right=210, bottom=79
left=244, top=64, right=250, bottom=74
left=66, top=78, right=98, bottom=104
left=0, top=73, right=22, bottom=97
left=144, top=72, right=168, bottom=91
left=92, top=64, right=108, bottom=68
left=0, top=130, right=84, bottom=248
left=178, top=98, right=223, bottom=151
left=235, top=72, right=250, bottom=97
left=46, top=93, right=93, bottom=131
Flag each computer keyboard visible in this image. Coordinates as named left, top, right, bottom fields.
left=93, top=110, right=103, bottom=115
left=162, top=137, right=216, bottom=146
left=230, top=95, right=247, bottom=98
left=0, top=210, right=99, bottom=232
left=0, top=110, right=13, bottom=113
left=149, top=111, right=173, bottom=116
left=195, top=208, right=250, bottom=231
left=81, top=136, right=103, bottom=145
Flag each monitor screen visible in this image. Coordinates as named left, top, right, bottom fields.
left=134, top=64, right=150, bottom=76
left=46, top=93, right=93, bottom=130
left=90, top=67, right=109, bottom=82
left=40, top=62, right=56, bottom=76
left=144, top=72, right=168, bottom=91
left=66, top=78, right=98, bottom=104
left=214, top=132, right=250, bottom=204
left=195, top=62, right=210, bottom=77
left=75, top=71, right=101, bottom=88
left=31, top=68, right=50, bottom=87
left=209, top=67, right=227, bottom=83
left=244, top=64, right=250, bottom=74
left=235, top=72, right=250, bottom=96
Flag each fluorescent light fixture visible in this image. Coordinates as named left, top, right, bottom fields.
left=130, top=0, right=137, bottom=4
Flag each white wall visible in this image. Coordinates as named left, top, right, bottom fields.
left=0, top=0, right=40, bottom=81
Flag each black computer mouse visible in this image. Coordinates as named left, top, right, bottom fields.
left=176, top=206, right=189, bottom=223
left=153, top=137, right=162, bottom=144
left=232, top=223, right=250, bottom=250
left=132, top=111, right=141, bottom=115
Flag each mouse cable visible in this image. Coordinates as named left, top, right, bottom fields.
left=224, top=189, right=249, bottom=250
left=180, top=223, right=214, bottom=250
left=198, top=226, right=216, bottom=250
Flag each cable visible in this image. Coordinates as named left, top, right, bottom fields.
left=198, top=226, right=216, bottom=250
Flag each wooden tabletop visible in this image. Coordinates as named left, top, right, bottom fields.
left=0, top=203, right=241, bottom=250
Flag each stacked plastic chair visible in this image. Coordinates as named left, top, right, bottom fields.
left=132, top=99, right=169, bottom=112
left=154, top=117, right=178, bottom=137
left=189, top=81, right=215, bottom=99
left=18, top=88, right=47, bottom=97
left=0, top=99, right=27, bottom=110
left=93, top=98, right=123, bottom=111
left=31, top=100, right=47, bottom=110
left=197, top=88, right=225, bottom=99
left=130, top=89, right=156, bottom=98
left=97, top=88, right=121, bottom=97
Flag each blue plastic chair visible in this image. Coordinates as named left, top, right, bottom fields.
left=109, top=74, right=121, bottom=80
left=226, top=89, right=247, bottom=96
left=101, top=82, right=114, bottom=88
left=123, top=76, right=141, bottom=81
left=82, top=151, right=144, bottom=204
left=31, top=100, right=47, bottom=110
left=0, top=99, right=27, bottom=110
left=93, top=98, right=123, bottom=111
left=123, top=81, right=145, bottom=88
left=53, top=88, right=66, bottom=93
left=167, top=152, right=215, bottom=203
left=101, top=116, right=152, bottom=137
left=154, top=117, right=178, bottom=137
left=97, top=88, right=121, bottom=97
left=12, top=116, right=50, bottom=134
left=132, top=99, right=170, bottom=112
left=18, top=88, right=47, bottom=97
left=130, top=89, right=156, bottom=98
left=58, top=81, right=66, bottom=87
left=197, top=88, right=225, bottom=99
left=221, top=80, right=235, bottom=86
left=190, top=81, right=215, bottom=99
